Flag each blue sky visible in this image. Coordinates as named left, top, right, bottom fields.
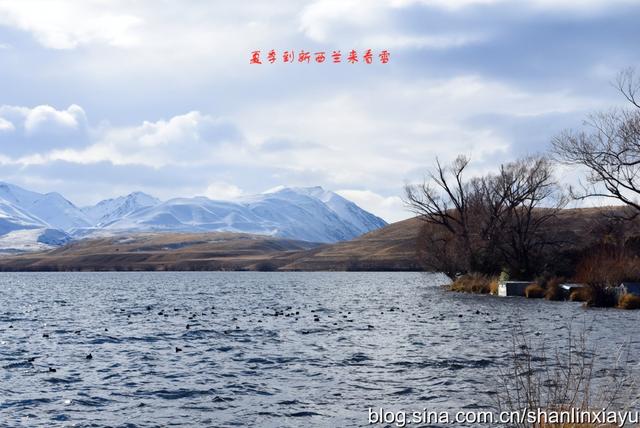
left=0, top=0, right=638, bottom=221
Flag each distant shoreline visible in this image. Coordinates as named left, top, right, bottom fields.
left=0, top=218, right=424, bottom=272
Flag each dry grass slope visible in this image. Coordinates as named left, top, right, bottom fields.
left=0, top=217, right=424, bottom=272
left=0, top=206, right=638, bottom=272
left=0, top=232, right=319, bottom=271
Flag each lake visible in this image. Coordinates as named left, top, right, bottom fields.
left=1, top=272, right=639, bottom=427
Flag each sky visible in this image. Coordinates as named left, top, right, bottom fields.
left=0, top=0, right=638, bottom=222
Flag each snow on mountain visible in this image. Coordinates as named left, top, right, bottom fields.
left=102, top=196, right=270, bottom=234
left=0, top=182, right=92, bottom=231
left=0, top=199, right=45, bottom=235
left=102, top=186, right=387, bottom=243
left=0, top=228, right=71, bottom=254
left=0, top=183, right=388, bottom=245
left=241, top=186, right=387, bottom=242
left=275, top=186, right=387, bottom=235
left=82, top=192, right=161, bottom=226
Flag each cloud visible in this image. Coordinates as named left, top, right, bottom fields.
left=0, top=1, right=638, bottom=222
left=391, top=0, right=637, bottom=10
left=0, top=1, right=141, bottom=49
left=0, top=104, right=89, bottom=156
left=204, top=182, right=244, bottom=200
left=362, top=33, right=487, bottom=49
left=235, top=74, right=601, bottom=194
left=40, top=111, right=243, bottom=167
left=0, top=63, right=618, bottom=220
left=23, top=104, right=87, bottom=135
left=0, top=117, right=14, bottom=132
left=336, top=189, right=406, bottom=222
left=299, top=0, right=487, bottom=49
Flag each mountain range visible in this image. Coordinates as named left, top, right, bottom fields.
left=0, top=182, right=387, bottom=252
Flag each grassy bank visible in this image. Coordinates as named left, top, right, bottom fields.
left=449, top=273, right=640, bottom=310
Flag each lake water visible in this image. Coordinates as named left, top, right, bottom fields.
left=0, top=272, right=639, bottom=427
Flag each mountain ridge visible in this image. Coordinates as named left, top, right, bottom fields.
left=0, top=182, right=388, bottom=251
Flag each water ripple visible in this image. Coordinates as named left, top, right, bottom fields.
left=0, top=271, right=636, bottom=427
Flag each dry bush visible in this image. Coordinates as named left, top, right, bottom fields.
left=450, top=273, right=493, bottom=294
left=544, top=281, right=565, bottom=301
left=494, top=323, right=636, bottom=428
left=568, top=286, right=618, bottom=308
left=489, top=278, right=499, bottom=295
left=618, top=293, right=640, bottom=310
left=525, top=284, right=545, bottom=298
left=584, top=286, right=619, bottom=308
left=569, top=287, right=591, bottom=302
left=574, top=248, right=640, bottom=288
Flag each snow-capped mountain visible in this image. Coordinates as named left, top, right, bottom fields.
left=0, top=182, right=89, bottom=252
left=0, top=182, right=388, bottom=250
left=0, top=182, right=91, bottom=231
left=100, top=186, right=387, bottom=243
left=82, top=192, right=161, bottom=226
left=276, top=186, right=387, bottom=236
left=0, top=198, right=44, bottom=235
left=0, top=228, right=71, bottom=254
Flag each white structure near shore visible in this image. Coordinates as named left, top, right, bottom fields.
left=560, top=283, right=586, bottom=294
left=498, top=281, right=531, bottom=297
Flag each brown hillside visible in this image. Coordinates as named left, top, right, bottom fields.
left=0, top=232, right=319, bottom=271
left=0, top=206, right=634, bottom=272
left=276, top=217, right=422, bottom=271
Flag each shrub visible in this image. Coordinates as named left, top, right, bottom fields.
left=450, top=273, right=493, bottom=294
left=489, top=278, right=499, bottom=295
left=544, top=283, right=564, bottom=301
left=574, top=248, right=640, bottom=288
left=583, top=286, right=618, bottom=308
left=618, top=293, right=640, bottom=310
left=569, top=287, right=591, bottom=302
left=568, top=285, right=618, bottom=307
left=525, top=284, right=545, bottom=298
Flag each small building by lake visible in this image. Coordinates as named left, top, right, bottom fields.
left=498, top=281, right=531, bottom=297
left=560, top=283, right=586, bottom=294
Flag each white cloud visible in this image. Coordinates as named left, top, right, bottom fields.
left=299, top=0, right=382, bottom=42
left=299, top=0, right=487, bottom=48
left=0, top=117, right=14, bottom=132
left=235, top=74, right=600, bottom=195
left=0, top=67, right=605, bottom=221
left=0, top=104, right=89, bottom=156
left=390, top=0, right=635, bottom=10
left=0, top=104, right=87, bottom=134
left=0, top=1, right=141, bottom=49
left=389, top=0, right=499, bottom=8
left=362, top=33, right=488, bottom=49
left=38, top=111, right=242, bottom=167
left=299, top=0, right=639, bottom=49
left=204, top=182, right=244, bottom=200
left=336, top=189, right=407, bottom=222
left=23, top=104, right=86, bottom=135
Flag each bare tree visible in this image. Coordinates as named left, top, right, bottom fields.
left=405, top=155, right=565, bottom=278
left=416, top=221, right=470, bottom=278
left=404, top=155, right=489, bottom=274
left=496, top=156, right=568, bottom=277
left=553, top=68, right=640, bottom=213
left=404, top=155, right=471, bottom=236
